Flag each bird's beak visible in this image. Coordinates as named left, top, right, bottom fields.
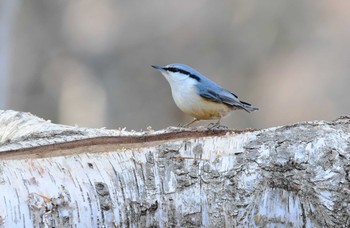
left=151, top=65, right=165, bottom=71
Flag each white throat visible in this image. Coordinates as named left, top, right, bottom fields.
left=163, top=72, right=189, bottom=83
left=161, top=72, right=200, bottom=113
left=162, top=72, right=197, bottom=92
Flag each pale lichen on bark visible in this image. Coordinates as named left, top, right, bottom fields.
left=0, top=110, right=349, bottom=227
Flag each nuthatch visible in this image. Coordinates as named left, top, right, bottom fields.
left=152, top=63, right=258, bottom=126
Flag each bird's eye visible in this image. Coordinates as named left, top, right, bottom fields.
left=164, top=67, right=179, bottom=73
left=166, top=67, right=188, bottom=75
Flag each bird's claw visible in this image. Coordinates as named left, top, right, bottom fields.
left=177, top=123, right=187, bottom=128
left=207, top=122, right=228, bottom=130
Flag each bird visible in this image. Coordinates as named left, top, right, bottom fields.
left=151, top=63, right=258, bottom=127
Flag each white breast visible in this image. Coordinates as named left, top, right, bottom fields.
left=169, top=77, right=199, bottom=113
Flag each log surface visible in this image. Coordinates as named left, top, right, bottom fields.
left=0, top=110, right=349, bottom=227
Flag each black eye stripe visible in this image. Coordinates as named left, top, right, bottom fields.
left=164, top=67, right=201, bottom=82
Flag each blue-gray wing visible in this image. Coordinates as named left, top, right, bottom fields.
left=200, top=88, right=240, bottom=105
left=199, top=87, right=258, bottom=113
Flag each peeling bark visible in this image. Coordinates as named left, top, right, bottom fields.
left=0, top=110, right=349, bottom=227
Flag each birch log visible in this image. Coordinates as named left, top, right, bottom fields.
left=0, top=110, right=349, bottom=227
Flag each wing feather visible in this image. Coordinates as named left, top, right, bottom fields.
left=199, top=87, right=258, bottom=112
left=199, top=88, right=240, bottom=106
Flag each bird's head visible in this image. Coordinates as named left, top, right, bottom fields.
left=152, top=63, right=202, bottom=83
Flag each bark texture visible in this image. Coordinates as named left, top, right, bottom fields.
left=0, top=110, right=349, bottom=227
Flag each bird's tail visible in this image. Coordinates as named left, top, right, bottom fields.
left=239, top=101, right=259, bottom=113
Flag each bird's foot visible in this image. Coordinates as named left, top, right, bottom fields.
left=177, top=123, right=188, bottom=128
left=207, top=120, right=228, bottom=130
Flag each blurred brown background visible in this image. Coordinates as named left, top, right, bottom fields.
left=1, top=0, right=349, bottom=130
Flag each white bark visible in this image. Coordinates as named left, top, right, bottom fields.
left=0, top=110, right=349, bottom=227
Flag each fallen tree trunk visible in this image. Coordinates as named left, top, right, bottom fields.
left=0, top=110, right=349, bottom=227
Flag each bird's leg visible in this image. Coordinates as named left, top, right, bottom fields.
left=208, top=118, right=221, bottom=128
left=182, top=118, right=199, bottom=127
left=208, top=118, right=228, bottom=130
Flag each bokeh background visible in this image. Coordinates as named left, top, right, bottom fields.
left=1, top=0, right=349, bottom=130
